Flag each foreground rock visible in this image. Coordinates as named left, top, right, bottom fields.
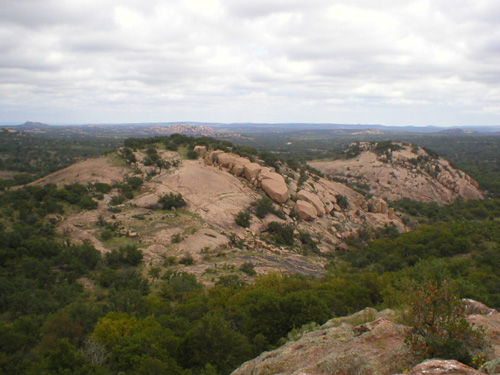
left=232, top=309, right=414, bottom=375
left=232, top=301, right=500, bottom=375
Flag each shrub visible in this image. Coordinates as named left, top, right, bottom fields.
left=179, top=254, right=195, bottom=265
left=101, top=229, right=114, bottom=241
left=235, top=211, right=251, bottom=227
left=163, top=256, right=177, bottom=266
left=186, top=149, right=199, bottom=160
left=336, top=194, right=349, bottom=210
left=240, top=262, right=257, bottom=276
left=161, top=272, right=202, bottom=299
left=109, top=194, right=126, bottom=206
left=105, top=245, right=144, bottom=268
left=78, top=195, right=98, bottom=210
left=401, top=281, right=484, bottom=366
left=255, top=197, right=275, bottom=219
left=92, top=182, right=112, bottom=194
left=267, top=222, right=294, bottom=246
left=171, top=233, right=184, bottom=244
left=159, top=193, right=186, bottom=210
left=299, top=230, right=319, bottom=254
left=216, top=274, right=245, bottom=288
left=126, top=176, right=143, bottom=190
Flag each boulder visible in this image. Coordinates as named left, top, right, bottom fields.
left=210, top=150, right=225, bottom=164
left=193, top=145, right=207, bottom=156
left=368, top=197, right=388, bottom=214
left=231, top=157, right=251, bottom=177
left=466, top=309, right=500, bottom=358
left=232, top=164, right=245, bottom=177
left=244, top=163, right=262, bottom=181
left=259, top=168, right=282, bottom=182
left=261, top=176, right=289, bottom=203
left=294, top=200, right=317, bottom=221
left=297, top=190, right=326, bottom=216
left=463, top=298, right=497, bottom=316
left=217, top=152, right=240, bottom=168
left=482, top=359, right=500, bottom=375
left=402, top=359, right=483, bottom=375
left=324, top=201, right=334, bottom=213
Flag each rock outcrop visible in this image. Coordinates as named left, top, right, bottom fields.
left=310, top=142, right=483, bottom=204
left=231, top=308, right=413, bottom=375
left=232, top=301, right=500, bottom=375
left=261, top=175, right=289, bottom=203
left=244, top=163, right=262, bottom=181
left=193, top=145, right=207, bottom=156
left=297, top=190, right=326, bottom=216
left=206, top=151, right=289, bottom=204
left=294, top=200, right=317, bottom=221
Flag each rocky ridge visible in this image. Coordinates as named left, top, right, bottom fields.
left=309, top=142, right=483, bottom=204
left=29, top=141, right=483, bottom=284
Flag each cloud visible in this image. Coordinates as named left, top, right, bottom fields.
left=0, top=0, right=499, bottom=125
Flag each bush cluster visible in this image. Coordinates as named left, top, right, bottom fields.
left=159, top=192, right=187, bottom=210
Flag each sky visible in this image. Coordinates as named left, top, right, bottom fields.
left=0, top=0, right=499, bottom=126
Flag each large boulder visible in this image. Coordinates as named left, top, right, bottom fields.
left=261, top=175, right=289, bottom=203
left=217, top=153, right=240, bottom=168
left=297, top=190, right=326, bottom=216
left=244, top=163, right=262, bottom=181
left=230, top=157, right=251, bottom=177
left=259, top=168, right=281, bottom=181
left=209, top=150, right=225, bottom=164
left=193, top=145, right=207, bottom=157
left=294, top=200, right=317, bottom=221
left=232, top=163, right=246, bottom=177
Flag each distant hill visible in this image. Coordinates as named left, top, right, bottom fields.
left=2, top=121, right=500, bottom=138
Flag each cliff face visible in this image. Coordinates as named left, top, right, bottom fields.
left=231, top=302, right=500, bottom=375
left=309, top=143, right=483, bottom=204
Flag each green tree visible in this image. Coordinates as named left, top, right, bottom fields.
left=401, top=281, right=484, bottom=365
left=181, top=313, right=252, bottom=374
left=159, top=193, right=187, bottom=210
left=235, top=211, right=251, bottom=227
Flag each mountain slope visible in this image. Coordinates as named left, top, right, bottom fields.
left=309, top=142, right=483, bottom=204
left=28, top=140, right=483, bottom=284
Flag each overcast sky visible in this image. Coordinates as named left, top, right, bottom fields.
left=1, top=0, right=499, bottom=126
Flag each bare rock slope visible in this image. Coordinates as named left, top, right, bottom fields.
left=31, top=142, right=481, bottom=284
left=309, top=142, right=483, bottom=204
left=33, top=145, right=409, bottom=283
left=232, top=302, right=500, bottom=375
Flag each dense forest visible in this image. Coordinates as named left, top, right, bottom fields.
left=0, top=132, right=500, bottom=374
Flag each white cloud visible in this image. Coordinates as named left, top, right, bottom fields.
left=0, top=0, right=499, bottom=125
